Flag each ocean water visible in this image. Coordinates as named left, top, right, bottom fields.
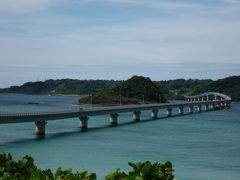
left=0, top=93, right=240, bottom=180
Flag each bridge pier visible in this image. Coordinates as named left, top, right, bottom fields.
left=189, top=106, right=193, bottom=114
left=178, top=106, right=184, bottom=115
left=197, top=105, right=202, bottom=112
left=151, top=109, right=159, bottom=119
left=109, top=113, right=119, bottom=126
left=226, top=102, right=231, bottom=109
left=133, top=111, right=141, bottom=122
left=79, top=116, right=89, bottom=129
left=205, top=104, right=209, bottom=111
left=210, top=104, right=214, bottom=110
left=166, top=108, right=172, bottom=117
left=219, top=103, right=224, bottom=109
left=35, top=121, right=47, bottom=135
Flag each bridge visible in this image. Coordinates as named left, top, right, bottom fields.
left=184, top=92, right=231, bottom=102
left=0, top=92, right=231, bottom=136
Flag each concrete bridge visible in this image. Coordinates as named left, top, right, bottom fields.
left=184, top=92, right=231, bottom=102
left=0, top=93, right=231, bottom=136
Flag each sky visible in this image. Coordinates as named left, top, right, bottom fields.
left=0, top=0, right=240, bottom=87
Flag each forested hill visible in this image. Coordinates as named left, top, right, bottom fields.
left=80, top=75, right=167, bottom=105
left=0, top=79, right=121, bottom=95
left=188, top=76, right=240, bottom=101
left=0, top=76, right=239, bottom=101
left=156, top=76, right=240, bottom=101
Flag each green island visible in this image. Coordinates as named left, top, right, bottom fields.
left=0, top=153, right=174, bottom=180
left=0, top=75, right=239, bottom=101
left=79, top=75, right=167, bottom=105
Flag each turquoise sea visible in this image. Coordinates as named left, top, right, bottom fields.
left=0, top=93, right=240, bottom=180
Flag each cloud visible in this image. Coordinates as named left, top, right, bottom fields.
left=78, top=0, right=240, bottom=10
left=0, top=0, right=240, bottom=66
left=0, top=0, right=60, bottom=14
left=0, top=0, right=239, bottom=85
left=78, top=0, right=204, bottom=9
left=1, top=15, right=240, bottom=67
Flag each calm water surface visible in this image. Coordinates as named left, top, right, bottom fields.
left=0, top=93, right=240, bottom=180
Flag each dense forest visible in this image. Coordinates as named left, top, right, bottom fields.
left=0, top=79, right=121, bottom=95
left=80, top=75, right=166, bottom=104
left=0, top=76, right=239, bottom=101
left=157, top=76, right=240, bottom=101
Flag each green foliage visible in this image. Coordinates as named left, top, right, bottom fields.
left=112, top=76, right=166, bottom=103
left=54, top=168, right=96, bottom=180
left=80, top=76, right=166, bottom=105
left=0, top=153, right=174, bottom=180
left=155, top=79, right=213, bottom=100
left=155, top=76, right=240, bottom=101
left=0, top=79, right=121, bottom=95
left=189, top=76, right=240, bottom=101
left=105, top=161, right=174, bottom=180
left=0, top=153, right=96, bottom=180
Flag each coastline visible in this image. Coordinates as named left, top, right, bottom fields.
left=0, top=92, right=86, bottom=97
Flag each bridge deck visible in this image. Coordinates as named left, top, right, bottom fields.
left=0, top=100, right=230, bottom=124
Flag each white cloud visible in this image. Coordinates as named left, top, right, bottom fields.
left=0, top=0, right=240, bottom=67
left=0, top=0, right=239, bottom=85
left=78, top=0, right=204, bottom=9
left=1, top=15, right=240, bottom=66
left=0, top=0, right=60, bottom=13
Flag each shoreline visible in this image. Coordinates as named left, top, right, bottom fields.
left=0, top=92, right=87, bottom=97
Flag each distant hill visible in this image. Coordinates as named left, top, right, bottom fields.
left=79, top=76, right=167, bottom=105
left=189, top=76, right=240, bottom=101
left=155, top=79, right=213, bottom=100
left=1, top=75, right=239, bottom=101
left=0, top=79, right=121, bottom=95
left=156, top=76, right=240, bottom=101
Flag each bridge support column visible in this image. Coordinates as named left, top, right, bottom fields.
left=206, top=96, right=209, bottom=101
left=198, top=105, right=202, bottom=112
left=178, top=106, right=184, bottom=115
left=79, top=116, right=89, bottom=129
left=109, top=113, right=119, bottom=126
left=133, top=111, right=141, bottom=122
left=151, top=109, right=159, bottom=119
left=35, top=121, right=47, bottom=135
left=166, top=108, right=172, bottom=117
left=210, top=104, right=214, bottom=110
left=219, top=103, right=224, bottom=109
left=226, top=102, right=231, bottom=109
left=189, top=106, right=193, bottom=114
left=211, top=104, right=216, bottom=110
left=205, top=104, right=209, bottom=111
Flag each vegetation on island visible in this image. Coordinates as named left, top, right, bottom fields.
left=0, top=153, right=175, bottom=180
left=0, top=75, right=239, bottom=101
left=158, top=76, right=240, bottom=101
left=0, top=79, right=121, bottom=95
left=79, top=75, right=167, bottom=105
